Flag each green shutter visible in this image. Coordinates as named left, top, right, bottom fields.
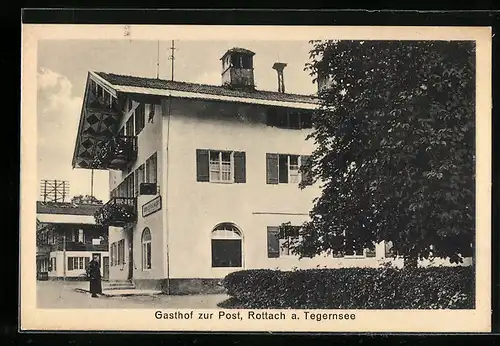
left=267, top=227, right=280, bottom=258
left=68, top=257, right=73, bottom=271
left=266, top=153, right=279, bottom=184
left=300, top=155, right=313, bottom=185
left=233, top=151, right=246, bottom=183
left=196, top=149, right=210, bottom=182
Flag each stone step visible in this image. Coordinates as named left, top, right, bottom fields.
left=103, top=281, right=135, bottom=290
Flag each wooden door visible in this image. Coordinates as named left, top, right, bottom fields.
left=102, top=256, right=109, bottom=281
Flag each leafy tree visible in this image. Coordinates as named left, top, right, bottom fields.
left=285, top=40, right=475, bottom=267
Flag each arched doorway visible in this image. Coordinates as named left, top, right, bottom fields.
left=211, top=223, right=243, bottom=268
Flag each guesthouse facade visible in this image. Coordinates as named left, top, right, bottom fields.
left=71, top=47, right=467, bottom=294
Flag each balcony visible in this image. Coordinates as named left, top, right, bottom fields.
left=92, top=135, right=137, bottom=170
left=53, top=242, right=109, bottom=252
left=94, top=197, right=137, bottom=227
left=87, top=85, right=121, bottom=116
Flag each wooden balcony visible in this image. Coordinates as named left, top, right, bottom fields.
left=86, top=86, right=121, bottom=115
left=94, top=197, right=137, bottom=227
left=92, top=135, right=137, bottom=170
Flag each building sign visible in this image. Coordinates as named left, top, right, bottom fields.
left=142, top=195, right=162, bottom=217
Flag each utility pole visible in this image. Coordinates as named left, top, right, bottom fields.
left=90, top=169, right=94, bottom=197
left=169, top=40, right=176, bottom=81
left=156, top=40, right=160, bottom=79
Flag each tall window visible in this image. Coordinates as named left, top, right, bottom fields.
left=126, top=114, right=134, bottom=136
left=142, top=228, right=152, bottom=270
left=117, top=239, right=125, bottom=265
left=267, top=226, right=300, bottom=258
left=78, top=229, right=84, bottom=243
left=135, top=103, right=145, bottom=135
left=266, top=153, right=310, bottom=185
left=145, top=153, right=157, bottom=184
left=51, top=257, right=56, bottom=271
left=210, top=151, right=232, bottom=182
left=111, top=242, right=117, bottom=266
left=211, top=223, right=242, bottom=268
left=196, top=149, right=246, bottom=184
left=134, top=164, right=145, bottom=196
left=128, top=98, right=133, bottom=112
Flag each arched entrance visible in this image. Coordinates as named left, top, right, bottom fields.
left=211, top=223, right=243, bottom=268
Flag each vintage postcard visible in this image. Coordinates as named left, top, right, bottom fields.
left=20, top=24, right=492, bottom=332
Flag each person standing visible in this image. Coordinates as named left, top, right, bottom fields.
left=86, top=255, right=102, bottom=298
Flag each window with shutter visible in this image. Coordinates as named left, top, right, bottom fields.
left=267, top=227, right=280, bottom=258
left=233, top=151, right=246, bottom=183
left=266, top=153, right=279, bottom=184
left=196, top=149, right=210, bottom=182
left=85, top=257, right=90, bottom=269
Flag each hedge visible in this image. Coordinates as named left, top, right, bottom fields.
left=218, top=266, right=474, bottom=309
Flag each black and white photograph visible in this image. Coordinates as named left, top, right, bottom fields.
left=21, top=24, right=492, bottom=332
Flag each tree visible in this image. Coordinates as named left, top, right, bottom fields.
left=286, top=40, right=475, bottom=267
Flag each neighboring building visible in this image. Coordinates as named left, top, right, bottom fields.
left=70, top=47, right=468, bottom=294
left=36, top=201, right=110, bottom=280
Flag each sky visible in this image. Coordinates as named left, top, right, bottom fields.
left=37, top=39, right=318, bottom=202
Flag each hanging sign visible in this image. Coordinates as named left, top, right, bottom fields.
left=142, top=195, right=162, bottom=217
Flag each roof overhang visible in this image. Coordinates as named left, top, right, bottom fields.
left=111, top=85, right=318, bottom=110
left=37, top=213, right=97, bottom=225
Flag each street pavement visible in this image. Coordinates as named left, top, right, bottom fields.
left=37, top=280, right=230, bottom=309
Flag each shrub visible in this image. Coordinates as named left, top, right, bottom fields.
left=219, top=266, right=474, bottom=309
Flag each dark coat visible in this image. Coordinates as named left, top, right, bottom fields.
left=86, top=260, right=102, bottom=295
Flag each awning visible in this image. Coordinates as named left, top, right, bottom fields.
left=36, top=214, right=97, bottom=225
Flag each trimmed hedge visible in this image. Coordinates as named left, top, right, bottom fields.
left=218, top=266, right=474, bottom=309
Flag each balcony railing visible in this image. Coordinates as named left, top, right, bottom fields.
left=94, top=197, right=137, bottom=227
left=87, top=86, right=121, bottom=114
left=92, top=135, right=137, bottom=170
left=57, top=242, right=109, bottom=252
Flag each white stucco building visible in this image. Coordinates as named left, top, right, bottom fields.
left=36, top=201, right=110, bottom=281
left=71, top=47, right=469, bottom=294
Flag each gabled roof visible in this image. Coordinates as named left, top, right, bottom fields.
left=94, top=72, right=318, bottom=106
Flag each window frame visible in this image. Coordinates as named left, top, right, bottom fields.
left=145, top=152, right=158, bottom=184
left=209, top=150, right=234, bottom=184
left=211, top=224, right=243, bottom=268
left=267, top=225, right=300, bottom=258
left=141, top=228, right=152, bottom=271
